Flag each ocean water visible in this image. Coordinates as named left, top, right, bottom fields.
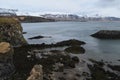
left=22, top=21, right=120, bottom=64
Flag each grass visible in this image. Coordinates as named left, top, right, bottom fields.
left=0, top=17, right=19, bottom=24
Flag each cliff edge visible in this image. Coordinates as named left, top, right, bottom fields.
left=0, top=18, right=27, bottom=46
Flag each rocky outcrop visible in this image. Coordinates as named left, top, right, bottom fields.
left=0, top=18, right=27, bottom=46
left=9, top=39, right=86, bottom=80
left=64, top=46, right=85, bottom=54
left=0, top=42, right=15, bottom=80
left=27, top=65, right=43, bottom=80
left=28, top=35, right=51, bottom=40
left=91, top=30, right=120, bottom=39
left=56, top=39, right=85, bottom=46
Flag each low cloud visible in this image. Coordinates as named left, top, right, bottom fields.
left=97, top=0, right=120, bottom=7
left=0, top=0, right=120, bottom=17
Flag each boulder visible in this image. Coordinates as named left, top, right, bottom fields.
left=23, top=32, right=27, bottom=34
left=64, top=46, right=85, bottom=54
left=56, top=39, right=85, bottom=46
left=0, top=42, right=15, bottom=79
left=91, top=30, right=120, bottom=39
left=28, top=35, right=51, bottom=40
left=27, top=65, right=43, bottom=80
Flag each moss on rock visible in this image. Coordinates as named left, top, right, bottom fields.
left=64, top=46, right=85, bottom=54
left=0, top=18, right=27, bottom=46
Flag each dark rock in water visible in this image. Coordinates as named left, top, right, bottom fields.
left=22, top=32, right=27, bottom=34
left=28, top=35, right=44, bottom=39
left=0, top=42, right=15, bottom=80
left=22, top=39, right=85, bottom=48
left=64, top=46, right=85, bottom=54
left=28, top=35, right=51, bottom=40
left=91, top=30, right=120, bottom=39
left=56, top=39, right=85, bottom=46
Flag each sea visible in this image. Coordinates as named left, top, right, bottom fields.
left=22, top=21, right=120, bottom=65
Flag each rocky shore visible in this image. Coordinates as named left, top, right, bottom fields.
left=9, top=39, right=120, bottom=80
left=88, top=59, right=120, bottom=80
left=0, top=18, right=120, bottom=80
left=10, top=39, right=86, bottom=80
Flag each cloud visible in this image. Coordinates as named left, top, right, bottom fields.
left=0, top=0, right=120, bottom=17
left=97, top=0, right=120, bottom=7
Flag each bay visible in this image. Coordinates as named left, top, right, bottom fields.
left=22, top=21, right=120, bottom=64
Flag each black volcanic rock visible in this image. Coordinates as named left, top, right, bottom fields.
left=91, top=30, right=120, bottom=39
left=108, top=65, right=120, bottom=72
left=28, top=35, right=51, bottom=40
left=28, top=35, right=44, bottom=40
left=56, top=39, right=85, bottom=46
left=22, top=32, right=27, bottom=34
left=64, top=46, right=85, bottom=54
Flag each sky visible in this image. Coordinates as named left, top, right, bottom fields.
left=0, top=0, right=120, bottom=17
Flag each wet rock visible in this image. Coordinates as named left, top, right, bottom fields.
left=64, top=46, right=85, bottom=54
left=75, top=73, right=81, bottom=77
left=43, top=72, right=55, bottom=80
left=27, top=65, right=43, bottom=80
left=56, top=39, right=85, bottom=46
left=88, top=59, right=120, bottom=80
left=91, top=30, right=120, bottom=39
left=67, top=62, right=76, bottom=68
left=0, top=42, right=15, bottom=79
left=108, top=65, right=120, bottom=72
left=89, top=59, right=104, bottom=67
left=50, top=50, right=62, bottom=53
left=21, top=39, right=86, bottom=49
left=22, top=32, right=27, bottom=34
left=58, top=77, right=66, bottom=80
left=82, top=72, right=89, bottom=77
left=9, top=39, right=86, bottom=80
left=28, top=35, right=51, bottom=40
left=7, top=45, right=37, bottom=80
left=72, top=56, right=79, bottom=63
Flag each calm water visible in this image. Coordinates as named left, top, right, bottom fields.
left=22, top=21, right=120, bottom=64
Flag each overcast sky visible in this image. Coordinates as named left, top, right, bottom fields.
left=0, top=0, right=120, bottom=17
